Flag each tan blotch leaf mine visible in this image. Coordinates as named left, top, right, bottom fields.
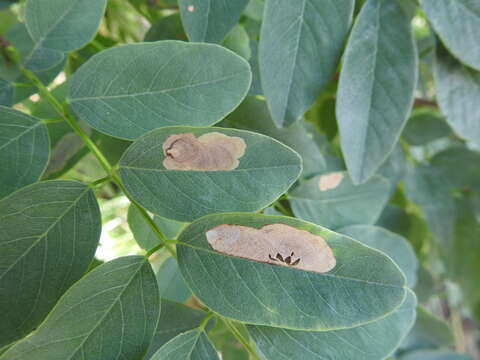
left=318, top=172, right=344, bottom=191
left=205, top=223, right=336, bottom=273
left=162, top=132, right=246, bottom=171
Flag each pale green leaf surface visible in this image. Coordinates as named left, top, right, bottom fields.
left=0, top=106, right=50, bottom=198
left=249, top=290, right=416, bottom=360
left=400, top=350, right=472, bottom=360
left=177, top=213, right=407, bottom=331
left=157, top=257, right=192, bottom=303
left=145, top=300, right=209, bottom=359
left=339, top=225, right=418, bottom=287
left=222, top=24, right=251, bottom=60
left=290, top=172, right=390, bottom=230
left=119, top=127, right=302, bottom=221
left=0, top=180, right=101, bottom=348
left=422, top=0, right=480, bottom=71
left=150, top=329, right=219, bottom=360
left=69, top=41, right=252, bottom=140
left=435, top=46, right=480, bottom=147
left=178, top=0, right=248, bottom=43
left=25, top=0, right=107, bottom=52
left=337, top=0, right=417, bottom=184
left=259, top=0, right=354, bottom=127
left=0, top=256, right=159, bottom=360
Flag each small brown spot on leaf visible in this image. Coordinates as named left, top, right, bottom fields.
left=163, top=132, right=246, bottom=171
left=318, top=172, right=344, bottom=191
left=205, top=223, right=336, bottom=273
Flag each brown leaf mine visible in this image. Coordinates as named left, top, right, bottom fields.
left=318, top=172, right=344, bottom=191
left=205, top=223, right=336, bottom=273
left=163, top=132, right=246, bottom=171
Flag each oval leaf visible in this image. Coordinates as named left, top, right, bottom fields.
left=69, top=41, right=252, bottom=140
left=337, top=0, right=417, bottom=184
left=25, top=0, right=107, bottom=52
left=178, top=0, right=248, bottom=43
left=422, top=0, right=480, bottom=71
left=150, top=329, right=219, bottom=360
left=119, top=127, right=302, bottom=222
left=249, top=290, right=416, bottom=360
left=157, top=257, right=192, bottom=303
left=339, top=225, right=419, bottom=287
left=0, top=106, right=50, bottom=198
left=0, top=256, right=159, bottom=360
left=177, top=213, right=406, bottom=331
left=259, top=0, right=354, bottom=127
left=0, top=180, right=101, bottom=348
left=435, top=45, right=480, bottom=147
left=289, top=171, right=390, bottom=230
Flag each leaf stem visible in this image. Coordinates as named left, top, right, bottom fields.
left=20, top=65, right=176, bottom=258
left=198, top=312, right=214, bottom=332
left=222, top=318, right=260, bottom=360
left=451, top=307, right=466, bottom=353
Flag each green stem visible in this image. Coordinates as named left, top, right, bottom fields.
left=89, top=175, right=111, bottom=188
left=198, top=312, right=214, bottom=332
left=222, top=318, right=260, bottom=360
left=274, top=201, right=289, bottom=216
left=20, top=66, right=176, bottom=258
left=451, top=307, right=466, bottom=353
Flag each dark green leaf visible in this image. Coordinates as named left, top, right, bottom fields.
left=290, top=172, right=390, bottom=229
left=69, top=41, right=252, bottom=140
left=259, top=0, right=354, bottom=127
left=178, top=0, right=248, bottom=43
left=25, top=0, right=107, bottom=52
left=403, top=110, right=451, bottom=146
left=178, top=213, right=407, bottom=331
left=0, top=106, right=50, bottom=198
left=157, top=257, right=192, bottom=303
left=144, top=13, right=188, bottom=42
left=0, top=256, right=159, bottom=360
left=0, top=79, right=13, bottom=106
left=249, top=290, right=416, bottom=360
left=145, top=300, right=209, bottom=359
left=376, top=204, right=412, bottom=238
left=435, top=45, right=480, bottom=147
left=150, top=329, right=219, bottom=360
left=339, top=225, right=418, bottom=287
left=337, top=0, right=417, bottom=184
left=422, top=0, right=480, bottom=71
left=128, top=205, right=185, bottom=250
left=222, top=25, right=251, bottom=60
left=0, top=180, right=101, bottom=348
left=119, top=127, right=302, bottom=221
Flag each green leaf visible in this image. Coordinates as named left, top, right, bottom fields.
left=434, top=45, right=480, bottom=147
left=376, top=204, right=411, bottom=238
left=259, top=0, right=354, bottom=127
left=178, top=0, right=249, bottom=43
left=403, top=110, right=451, bottom=146
left=337, top=0, right=417, bottom=184
left=249, top=290, right=416, bottom=360
left=177, top=213, right=407, bottom=331
left=150, top=329, right=220, bottom=360
left=25, top=0, right=107, bottom=52
left=0, top=79, right=13, bottom=106
left=144, top=13, right=188, bottom=42
left=69, top=41, right=252, bottom=140
left=145, top=300, right=210, bottom=359
left=0, top=256, right=159, bottom=360
left=0, top=106, right=50, bottom=198
left=401, top=306, right=454, bottom=353
left=405, top=164, right=455, bottom=252
left=339, top=225, right=418, bottom=287
left=377, top=144, right=407, bottom=193
left=0, top=180, right=101, bottom=348
left=289, top=172, right=390, bottom=230
left=422, top=0, right=480, bottom=71
left=157, top=257, right=192, bottom=303
left=224, top=96, right=341, bottom=178
left=128, top=205, right=185, bottom=250
left=119, top=127, right=302, bottom=222
left=400, top=350, right=472, bottom=360
left=222, top=25, right=251, bottom=60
